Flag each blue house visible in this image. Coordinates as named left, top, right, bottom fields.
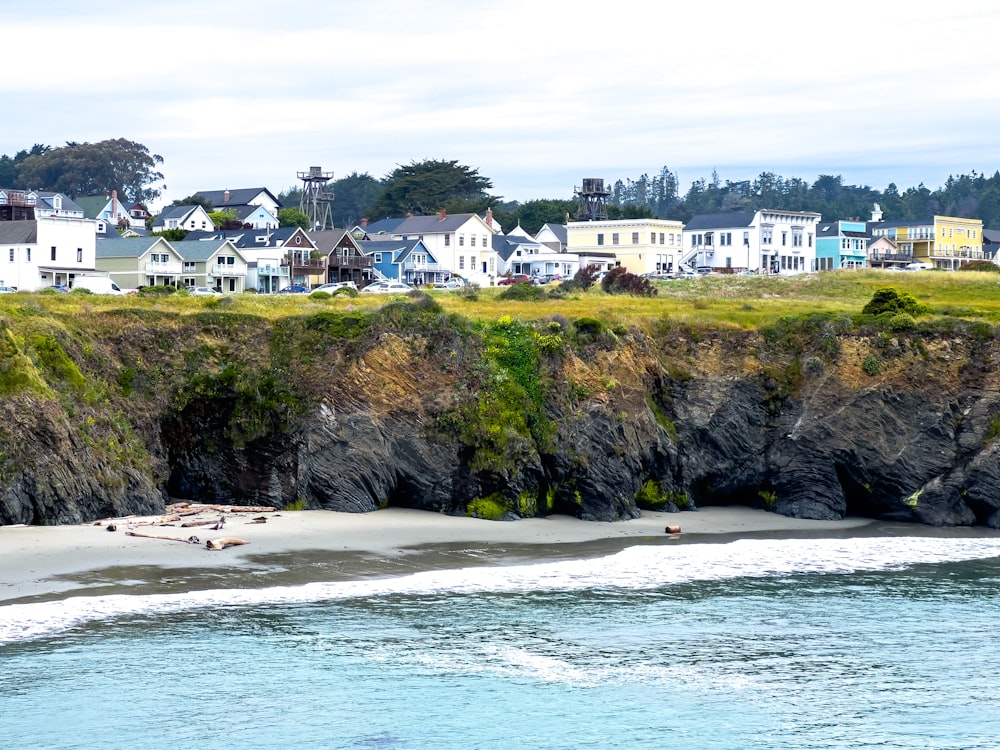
left=815, top=220, right=868, bottom=270
left=359, top=239, right=446, bottom=285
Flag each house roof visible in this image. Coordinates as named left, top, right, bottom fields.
left=194, top=188, right=281, bottom=209
left=983, top=229, right=1000, bottom=244
left=358, top=239, right=425, bottom=262
left=362, top=217, right=407, bottom=235
left=538, top=223, right=568, bottom=244
left=172, top=239, right=244, bottom=262
left=394, top=213, right=487, bottom=235
left=96, top=237, right=171, bottom=258
left=684, top=212, right=756, bottom=231
left=309, top=229, right=360, bottom=255
left=34, top=191, right=84, bottom=214
left=0, top=221, right=37, bottom=243
left=75, top=195, right=109, bottom=219
left=492, top=235, right=541, bottom=262
left=155, top=205, right=202, bottom=223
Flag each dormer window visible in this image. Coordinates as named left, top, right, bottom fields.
left=295, top=235, right=302, bottom=245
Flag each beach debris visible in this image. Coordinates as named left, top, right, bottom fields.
left=167, top=502, right=277, bottom=514
left=106, top=523, right=117, bottom=532
left=180, top=515, right=226, bottom=530
left=206, top=536, right=249, bottom=551
left=125, top=529, right=201, bottom=544
left=664, top=525, right=682, bottom=534
left=249, top=516, right=268, bottom=524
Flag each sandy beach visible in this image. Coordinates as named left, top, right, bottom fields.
left=0, top=505, right=971, bottom=605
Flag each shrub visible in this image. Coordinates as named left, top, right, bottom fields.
left=562, top=263, right=600, bottom=291
left=958, top=260, right=1000, bottom=273
left=498, top=281, right=545, bottom=301
left=601, top=267, right=657, bottom=297
left=861, top=355, right=882, bottom=376
left=309, top=290, right=332, bottom=300
left=862, top=287, right=926, bottom=316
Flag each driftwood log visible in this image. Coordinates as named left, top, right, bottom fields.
left=206, top=536, right=249, bottom=551
left=125, top=529, right=201, bottom=544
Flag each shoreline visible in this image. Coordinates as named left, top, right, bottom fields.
left=0, top=506, right=992, bottom=605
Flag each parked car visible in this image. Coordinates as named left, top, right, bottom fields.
left=276, top=284, right=310, bottom=294
left=46, top=284, right=70, bottom=293
left=497, top=274, right=531, bottom=286
left=313, top=281, right=357, bottom=293
left=0, top=285, right=15, bottom=294
left=187, top=286, right=221, bottom=296
left=438, top=278, right=466, bottom=289
left=904, top=262, right=932, bottom=271
left=360, top=281, right=414, bottom=295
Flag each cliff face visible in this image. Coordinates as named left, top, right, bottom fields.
left=2, top=301, right=1000, bottom=527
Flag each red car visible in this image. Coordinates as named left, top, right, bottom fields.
left=497, top=274, right=531, bottom=286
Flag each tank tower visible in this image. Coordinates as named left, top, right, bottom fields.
left=298, top=166, right=334, bottom=230
left=574, top=178, right=611, bottom=221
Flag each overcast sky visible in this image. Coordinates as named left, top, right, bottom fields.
left=4, top=1, right=1000, bottom=211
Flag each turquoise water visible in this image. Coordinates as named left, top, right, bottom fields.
left=2, top=536, right=1000, bottom=749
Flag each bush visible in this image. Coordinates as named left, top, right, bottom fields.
left=498, top=281, right=545, bottom=301
left=861, top=355, right=882, bottom=376
left=600, top=267, right=657, bottom=297
left=959, top=260, right=1000, bottom=273
left=862, top=287, right=926, bottom=316
left=562, top=263, right=600, bottom=292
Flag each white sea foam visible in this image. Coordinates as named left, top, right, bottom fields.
left=2, top=536, right=1000, bottom=645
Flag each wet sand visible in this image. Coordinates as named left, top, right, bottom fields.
left=2, top=505, right=984, bottom=605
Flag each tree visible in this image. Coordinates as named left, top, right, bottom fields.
left=209, top=209, right=242, bottom=230
left=15, top=138, right=164, bottom=203
left=329, top=171, right=384, bottom=227
left=173, top=193, right=213, bottom=210
left=0, top=144, right=50, bottom=187
left=494, top=198, right=576, bottom=235
left=278, top=207, right=310, bottom=229
left=369, top=159, right=496, bottom=218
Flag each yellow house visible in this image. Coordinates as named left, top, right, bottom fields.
left=565, top=218, right=685, bottom=275
left=870, top=216, right=983, bottom=270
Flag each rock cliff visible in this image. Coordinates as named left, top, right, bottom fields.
left=2, top=299, right=999, bottom=527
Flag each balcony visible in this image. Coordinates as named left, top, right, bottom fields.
left=256, top=264, right=289, bottom=276
left=328, top=254, right=372, bottom=269
left=212, top=264, right=246, bottom=276
left=282, top=258, right=327, bottom=270
left=404, top=260, right=446, bottom=273
left=144, top=261, right=182, bottom=274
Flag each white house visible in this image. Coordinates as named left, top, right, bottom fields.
left=0, top=215, right=99, bottom=290
left=152, top=204, right=215, bottom=233
left=194, top=188, right=282, bottom=218
left=682, top=209, right=821, bottom=274
left=368, top=211, right=500, bottom=285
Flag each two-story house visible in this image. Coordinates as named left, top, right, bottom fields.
left=0, top=214, right=100, bottom=290
left=359, top=239, right=444, bottom=285
left=816, top=220, right=868, bottom=270
left=566, top=218, right=685, bottom=276
left=193, top=188, right=282, bottom=218
left=492, top=234, right=580, bottom=279
left=869, top=215, right=984, bottom=270
left=366, top=211, right=499, bottom=284
left=309, top=229, right=373, bottom=287
left=152, top=205, right=214, bottom=233
left=96, top=236, right=184, bottom=289
left=172, top=239, right=248, bottom=292
left=682, top=209, right=821, bottom=274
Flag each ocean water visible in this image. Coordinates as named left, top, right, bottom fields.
left=2, top=535, right=1000, bottom=749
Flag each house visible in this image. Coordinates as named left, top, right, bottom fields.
left=359, top=239, right=445, bottom=285
left=76, top=191, right=144, bottom=230
left=171, top=239, right=248, bottom=292
left=682, top=210, right=821, bottom=274
left=982, top=229, right=1000, bottom=262
left=816, top=220, right=868, bottom=270
left=194, top=188, right=282, bottom=218
left=152, top=205, right=214, bottom=233
left=867, top=235, right=909, bottom=269
left=309, top=229, right=373, bottom=286
left=868, top=215, right=984, bottom=270
left=31, top=191, right=86, bottom=220
left=566, top=218, right=684, bottom=276
left=493, top=234, right=579, bottom=279
left=96, top=236, right=184, bottom=289
left=535, top=222, right=568, bottom=252
left=0, top=215, right=100, bottom=290
left=224, top=204, right=279, bottom=230
left=366, top=211, right=500, bottom=285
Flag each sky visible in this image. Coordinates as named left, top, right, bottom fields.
left=4, top=1, right=1000, bottom=212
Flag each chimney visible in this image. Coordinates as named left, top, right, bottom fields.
left=224, top=189, right=230, bottom=203
left=438, top=209, right=447, bottom=221
left=111, top=189, right=118, bottom=219
left=360, top=217, right=368, bottom=227
left=485, top=207, right=493, bottom=228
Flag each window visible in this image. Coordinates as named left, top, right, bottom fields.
left=374, top=253, right=383, bottom=263
left=762, top=229, right=772, bottom=245
left=444, top=234, right=450, bottom=247
left=482, top=236, right=487, bottom=247
left=632, top=232, right=639, bottom=244
left=782, top=232, right=788, bottom=246
left=183, top=277, right=196, bottom=287
left=808, top=233, right=813, bottom=248
left=26, top=248, right=30, bottom=262
left=612, top=233, right=620, bottom=245
left=459, top=234, right=465, bottom=246
left=471, top=235, right=476, bottom=247
left=470, top=255, right=477, bottom=268
left=51, top=246, right=57, bottom=261
left=597, top=234, right=604, bottom=246
left=660, top=233, right=665, bottom=244
left=650, top=232, right=656, bottom=244
left=183, top=261, right=196, bottom=271
left=77, top=248, right=83, bottom=262
left=720, top=232, right=732, bottom=246
left=8, top=248, right=13, bottom=262
left=459, top=256, right=465, bottom=270
left=743, top=231, right=749, bottom=246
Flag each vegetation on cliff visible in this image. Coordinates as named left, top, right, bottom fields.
left=2, top=270, right=1000, bottom=526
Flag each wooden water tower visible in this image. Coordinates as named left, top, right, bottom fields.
left=298, top=166, right=334, bottom=230
left=574, top=178, right=610, bottom=221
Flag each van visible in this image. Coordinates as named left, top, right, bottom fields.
left=904, top=262, right=932, bottom=271
left=71, top=276, right=125, bottom=295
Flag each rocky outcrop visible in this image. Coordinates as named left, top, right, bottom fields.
left=2, top=306, right=1000, bottom=527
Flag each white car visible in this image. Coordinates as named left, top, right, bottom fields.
left=438, top=278, right=466, bottom=289
left=313, top=281, right=358, bottom=293
left=0, top=285, right=15, bottom=294
left=361, top=281, right=414, bottom=295
left=187, top=286, right=221, bottom=296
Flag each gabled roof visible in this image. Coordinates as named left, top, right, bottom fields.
left=227, top=204, right=276, bottom=221
left=358, top=238, right=424, bottom=262
left=96, top=236, right=173, bottom=258
left=394, top=213, right=489, bottom=235
left=34, top=191, right=84, bottom=214
left=309, top=229, right=361, bottom=255
left=194, top=188, right=281, bottom=209
left=983, top=229, right=1000, bottom=244
left=155, top=204, right=203, bottom=223
left=0, top=220, right=37, bottom=243
left=171, top=239, right=245, bottom=262
left=538, top=223, right=568, bottom=244
left=684, top=212, right=756, bottom=231
left=492, top=235, right=542, bottom=262
left=75, top=195, right=110, bottom=219
left=362, top=217, right=408, bottom=235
